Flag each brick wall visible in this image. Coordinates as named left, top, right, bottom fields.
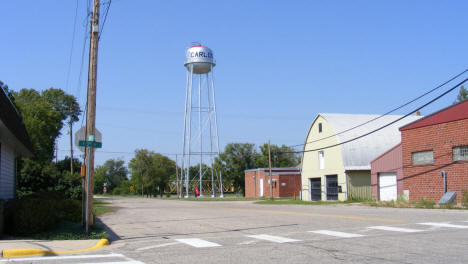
left=402, top=118, right=468, bottom=202
left=244, top=169, right=301, bottom=198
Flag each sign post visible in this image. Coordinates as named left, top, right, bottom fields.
left=75, top=127, right=102, bottom=233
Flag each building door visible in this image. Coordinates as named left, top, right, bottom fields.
left=326, top=175, right=338, bottom=200
left=259, top=179, right=264, bottom=197
left=379, top=173, right=397, bottom=201
left=309, top=178, right=321, bottom=201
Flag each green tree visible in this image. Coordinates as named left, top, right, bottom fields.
left=129, top=149, right=175, bottom=197
left=255, top=144, right=300, bottom=168
left=1, top=80, right=16, bottom=105
left=55, top=157, right=82, bottom=199
left=454, top=85, right=468, bottom=104
left=94, top=165, right=108, bottom=194
left=4, top=85, right=81, bottom=195
left=214, top=143, right=257, bottom=195
left=94, top=159, right=128, bottom=194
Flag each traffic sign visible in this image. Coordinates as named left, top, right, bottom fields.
left=75, top=126, right=102, bottom=152
left=78, top=140, right=102, bottom=148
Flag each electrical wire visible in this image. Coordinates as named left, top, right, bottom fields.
left=65, top=0, right=79, bottom=94
left=288, top=67, right=468, bottom=149
left=277, top=78, right=468, bottom=155
left=99, top=0, right=112, bottom=41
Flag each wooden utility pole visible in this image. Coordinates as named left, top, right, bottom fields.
left=176, top=154, right=180, bottom=199
left=69, top=107, right=74, bottom=176
left=84, top=0, right=100, bottom=230
left=268, top=141, right=273, bottom=200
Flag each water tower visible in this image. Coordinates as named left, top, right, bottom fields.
left=181, top=43, right=223, bottom=198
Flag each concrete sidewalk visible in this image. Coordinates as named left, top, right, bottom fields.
left=0, top=238, right=109, bottom=258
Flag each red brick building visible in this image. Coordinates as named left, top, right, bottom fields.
left=244, top=168, right=301, bottom=198
left=400, top=100, right=468, bottom=202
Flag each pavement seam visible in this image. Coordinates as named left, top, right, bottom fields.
left=2, top=238, right=110, bottom=259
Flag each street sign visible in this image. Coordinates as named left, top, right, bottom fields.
left=75, top=126, right=102, bottom=152
left=78, top=140, right=102, bottom=148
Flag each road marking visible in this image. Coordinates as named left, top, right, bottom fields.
left=80, top=261, right=145, bottom=264
left=239, top=240, right=257, bottom=245
left=136, top=242, right=180, bottom=251
left=247, top=234, right=300, bottom=243
left=0, top=253, right=125, bottom=262
left=418, top=222, right=468, bottom=229
left=309, top=230, right=365, bottom=238
left=368, top=226, right=423, bottom=233
left=175, top=238, right=221, bottom=248
left=204, top=205, right=403, bottom=223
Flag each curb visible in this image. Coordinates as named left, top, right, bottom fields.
left=2, top=238, right=109, bottom=258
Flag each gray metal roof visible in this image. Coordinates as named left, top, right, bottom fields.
left=320, top=113, right=422, bottom=170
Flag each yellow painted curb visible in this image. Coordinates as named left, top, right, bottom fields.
left=2, top=238, right=109, bottom=258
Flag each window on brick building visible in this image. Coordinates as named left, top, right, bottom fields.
left=453, top=146, right=468, bottom=161
left=412, top=150, right=433, bottom=165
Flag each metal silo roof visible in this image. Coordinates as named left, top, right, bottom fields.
left=320, top=113, right=423, bottom=170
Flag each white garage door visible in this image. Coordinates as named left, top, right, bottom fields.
left=379, top=173, right=397, bottom=201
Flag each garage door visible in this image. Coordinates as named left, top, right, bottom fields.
left=379, top=173, right=397, bottom=201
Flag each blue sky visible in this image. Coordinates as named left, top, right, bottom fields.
left=1, top=1, right=468, bottom=166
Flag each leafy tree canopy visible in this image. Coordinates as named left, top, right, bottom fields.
left=2, top=82, right=82, bottom=196
left=255, top=144, right=300, bottom=168
left=455, top=85, right=468, bottom=104
left=94, top=159, right=128, bottom=193
left=129, top=149, right=175, bottom=196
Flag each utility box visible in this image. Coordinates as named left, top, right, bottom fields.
left=438, top=192, right=457, bottom=205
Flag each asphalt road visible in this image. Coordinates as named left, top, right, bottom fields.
left=9, top=197, right=468, bottom=263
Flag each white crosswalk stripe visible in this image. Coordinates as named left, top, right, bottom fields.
left=175, top=238, right=222, bottom=248
left=247, top=234, right=300, bottom=243
left=418, top=222, right=468, bottom=229
left=136, top=242, right=181, bottom=251
left=368, top=226, right=423, bottom=233
left=309, top=230, right=364, bottom=238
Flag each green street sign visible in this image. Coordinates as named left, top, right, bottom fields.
left=78, top=140, right=102, bottom=148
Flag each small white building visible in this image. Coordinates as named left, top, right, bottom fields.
left=0, top=89, right=33, bottom=200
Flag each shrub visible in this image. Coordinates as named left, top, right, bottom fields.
left=415, top=198, right=435, bottom=209
left=5, top=191, right=82, bottom=235
left=8, top=198, right=57, bottom=235
left=440, top=202, right=456, bottom=209
left=53, top=199, right=82, bottom=222
left=462, top=189, right=468, bottom=208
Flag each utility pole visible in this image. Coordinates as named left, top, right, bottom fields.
left=84, top=0, right=100, bottom=231
left=175, top=155, right=179, bottom=198
left=69, top=107, right=74, bottom=176
left=268, top=140, right=273, bottom=200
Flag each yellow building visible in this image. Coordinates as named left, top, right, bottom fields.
left=301, top=113, right=421, bottom=201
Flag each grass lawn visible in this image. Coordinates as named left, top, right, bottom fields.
left=31, top=221, right=108, bottom=240
left=93, top=199, right=116, bottom=216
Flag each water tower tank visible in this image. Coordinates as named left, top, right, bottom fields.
left=184, top=44, right=216, bottom=74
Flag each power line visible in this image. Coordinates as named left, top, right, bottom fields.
left=77, top=5, right=92, bottom=128
left=277, top=78, right=468, bottom=155
left=99, top=0, right=112, bottom=41
left=58, top=149, right=182, bottom=156
left=288, top=67, right=468, bottom=149
left=65, top=0, right=80, bottom=94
